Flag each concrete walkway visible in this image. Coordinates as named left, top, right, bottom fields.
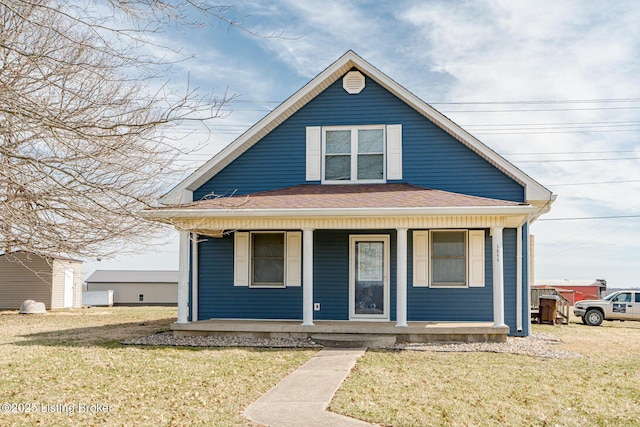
left=243, top=348, right=375, bottom=427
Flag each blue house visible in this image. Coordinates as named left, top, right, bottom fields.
left=146, top=51, right=555, bottom=342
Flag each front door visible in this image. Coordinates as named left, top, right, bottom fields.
left=349, top=235, right=390, bottom=320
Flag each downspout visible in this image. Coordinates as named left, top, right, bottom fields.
left=516, top=225, right=522, bottom=333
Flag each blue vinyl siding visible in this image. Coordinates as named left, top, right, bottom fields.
left=313, top=230, right=349, bottom=320
left=195, top=228, right=527, bottom=335
left=197, top=234, right=302, bottom=320
left=196, top=230, right=397, bottom=322
left=191, top=69, right=531, bottom=335
left=194, top=71, right=524, bottom=202
left=407, top=229, right=494, bottom=322
left=313, top=230, right=396, bottom=321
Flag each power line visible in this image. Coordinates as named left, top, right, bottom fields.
left=538, top=215, right=640, bottom=221
left=504, top=150, right=640, bottom=156
left=473, top=128, right=640, bottom=135
left=546, top=179, right=640, bottom=187
left=149, top=96, right=640, bottom=105
left=466, top=120, right=640, bottom=127
left=444, top=106, right=640, bottom=113
left=515, top=157, right=640, bottom=163
left=429, top=97, right=640, bottom=105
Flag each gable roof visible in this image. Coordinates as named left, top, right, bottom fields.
left=85, top=270, right=179, bottom=284
left=161, top=51, right=554, bottom=209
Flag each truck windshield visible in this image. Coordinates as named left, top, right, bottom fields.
left=603, top=293, right=617, bottom=301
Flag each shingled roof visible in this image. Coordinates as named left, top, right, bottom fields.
left=159, top=184, right=527, bottom=211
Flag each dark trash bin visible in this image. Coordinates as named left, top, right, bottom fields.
left=538, top=295, right=559, bottom=325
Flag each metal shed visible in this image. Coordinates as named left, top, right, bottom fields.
left=0, top=251, right=83, bottom=310
left=84, top=270, right=178, bottom=306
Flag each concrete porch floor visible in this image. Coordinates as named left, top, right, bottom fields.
left=171, top=319, right=509, bottom=343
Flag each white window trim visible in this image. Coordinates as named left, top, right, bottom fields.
left=349, top=234, right=391, bottom=321
left=236, top=231, right=301, bottom=289
left=321, top=125, right=386, bottom=184
left=411, top=229, right=486, bottom=289
left=430, top=230, right=468, bottom=288
left=249, top=231, right=287, bottom=289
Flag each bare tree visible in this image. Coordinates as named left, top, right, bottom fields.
left=0, top=0, right=243, bottom=259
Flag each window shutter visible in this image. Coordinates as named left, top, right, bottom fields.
left=468, top=230, right=485, bottom=287
left=306, top=126, right=321, bottom=181
left=285, top=232, right=302, bottom=286
left=412, top=230, right=429, bottom=287
left=387, top=124, right=402, bottom=180
left=234, top=232, right=249, bottom=286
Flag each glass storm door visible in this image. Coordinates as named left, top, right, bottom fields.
left=350, top=235, right=390, bottom=320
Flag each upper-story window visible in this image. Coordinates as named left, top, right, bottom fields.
left=323, top=125, right=385, bottom=183
left=306, top=124, right=401, bottom=183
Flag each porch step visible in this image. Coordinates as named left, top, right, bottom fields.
left=310, top=333, right=396, bottom=348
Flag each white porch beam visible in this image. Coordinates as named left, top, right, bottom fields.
left=491, top=227, right=506, bottom=327
left=177, top=230, right=190, bottom=324
left=302, top=228, right=314, bottom=326
left=396, top=228, right=408, bottom=327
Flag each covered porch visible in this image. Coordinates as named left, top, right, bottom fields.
left=144, top=184, right=537, bottom=341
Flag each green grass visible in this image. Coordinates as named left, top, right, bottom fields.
left=331, top=321, right=640, bottom=426
left=0, top=307, right=316, bottom=426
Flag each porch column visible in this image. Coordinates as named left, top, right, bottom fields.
left=491, top=226, right=506, bottom=327
left=302, top=228, right=314, bottom=326
left=191, top=233, right=199, bottom=323
left=177, top=230, right=190, bottom=324
left=396, top=228, right=408, bottom=327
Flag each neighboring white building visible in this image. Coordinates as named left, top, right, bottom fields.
left=0, top=251, right=82, bottom=310
left=85, top=270, right=178, bottom=306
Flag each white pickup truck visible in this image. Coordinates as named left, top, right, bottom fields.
left=574, top=290, right=640, bottom=326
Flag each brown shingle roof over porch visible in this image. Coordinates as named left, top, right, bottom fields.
left=163, top=184, right=527, bottom=211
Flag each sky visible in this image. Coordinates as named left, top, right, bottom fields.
left=85, top=0, right=640, bottom=288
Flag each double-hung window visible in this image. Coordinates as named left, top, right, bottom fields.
left=431, top=230, right=467, bottom=287
left=251, top=232, right=285, bottom=287
left=323, top=125, right=385, bottom=183
left=412, top=229, right=485, bottom=288
left=234, top=231, right=302, bottom=288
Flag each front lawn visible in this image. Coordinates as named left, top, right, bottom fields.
left=0, top=307, right=316, bottom=426
left=331, top=321, right=640, bottom=426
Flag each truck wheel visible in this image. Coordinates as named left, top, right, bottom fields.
left=584, top=309, right=603, bottom=326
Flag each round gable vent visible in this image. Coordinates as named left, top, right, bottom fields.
left=343, top=71, right=365, bottom=94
